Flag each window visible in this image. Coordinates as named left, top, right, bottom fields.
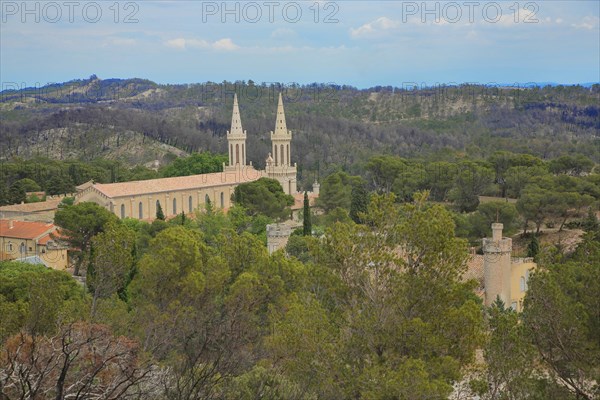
left=220, top=192, right=224, bottom=208
left=235, top=144, right=239, bottom=165
left=173, top=198, right=177, bottom=214
left=139, top=202, right=143, bottom=219
left=520, top=277, right=526, bottom=292
left=280, top=144, right=284, bottom=165
left=287, top=144, right=290, bottom=164
left=28, top=247, right=33, bottom=252
left=230, top=144, right=233, bottom=165
left=274, top=145, right=278, bottom=165
left=41, top=248, right=46, bottom=254
left=20, top=242, right=25, bottom=254
left=121, top=204, right=125, bottom=219
left=189, top=196, right=193, bottom=213
left=8, top=242, right=12, bottom=252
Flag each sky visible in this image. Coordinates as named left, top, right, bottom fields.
left=1, top=1, right=599, bottom=88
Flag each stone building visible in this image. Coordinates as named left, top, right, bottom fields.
left=76, top=93, right=301, bottom=219
left=0, top=219, right=69, bottom=270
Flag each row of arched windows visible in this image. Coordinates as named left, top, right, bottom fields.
left=120, top=192, right=226, bottom=219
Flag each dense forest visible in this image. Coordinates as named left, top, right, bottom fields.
left=1, top=77, right=598, bottom=189
left=1, top=191, right=599, bottom=399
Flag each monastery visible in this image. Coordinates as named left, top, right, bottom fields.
left=75, top=93, right=299, bottom=220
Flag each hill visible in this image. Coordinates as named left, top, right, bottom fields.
left=1, top=77, right=598, bottom=176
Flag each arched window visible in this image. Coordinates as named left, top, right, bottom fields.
left=8, top=242, right=13, bottom=252
left=189, top=196, right=193, bottom=212
left=280, top=144, right=285, bottom=165
left=520, top=277, right=526, bottom=292
left=20, top=242, right=25, bottom=255
left=287, top=144, right=290, bottom=165
left=274, top=145, right=278, bottom=165
left=235, top=144, right=240, bottom=165
left=230, top=144, right=233, bottom=165
left=220, top=192, right=224, bottom=208
left=173, top=198, right=177, bottom=214
left=120, top=204, right=125, bottom=219
left=139, top=202, right=143, bottom=219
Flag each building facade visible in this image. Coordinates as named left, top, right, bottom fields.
left=482, top=223, right=536, bottom=311
left=0, top=220, right=69, bottom=270
left=76, top=93, right=300, bottom=219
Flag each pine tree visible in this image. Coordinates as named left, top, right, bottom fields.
left=156, top=202, right=165, bottom=220
left=303, top=191, right=312, bottom=236
left=350, top=183, right=369, bottom=224
left=526, top=235, right=540, bottom=260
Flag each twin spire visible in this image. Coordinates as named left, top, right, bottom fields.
left=227, top=92, right=291, bottom=167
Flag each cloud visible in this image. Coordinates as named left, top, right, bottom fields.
left=271, top=28, right=297, bottom=39
left=212, top=38, right=239, bottom=51
left=350, top=17, right=400, bottom=38
left=164, top=37, right=238, bottom=51
left=572, top=16, right=600, bottom=30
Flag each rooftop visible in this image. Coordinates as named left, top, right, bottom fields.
left=0, top=198, right=63, bottom=213
left=0, top=220, right=56, bottom=240
left=90, top=168, right=263, bottom=198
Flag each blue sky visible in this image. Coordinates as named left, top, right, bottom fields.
left=1, top=1, right=599, bottom=88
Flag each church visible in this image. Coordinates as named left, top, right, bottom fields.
left=75, top=93, right=298, bottom=220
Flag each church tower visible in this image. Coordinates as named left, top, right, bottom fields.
left=266, top=93, right=297, bottom=194
left=225, top=93, right=247, bottom=170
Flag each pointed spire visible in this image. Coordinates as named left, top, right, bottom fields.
left=273, top=92, right=288, bottom=136
left=229, top=93, right=244, bottom=136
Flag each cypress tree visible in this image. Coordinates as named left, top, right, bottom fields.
left=526, top=235, right=540, bottom=260
left=303, top=191, right=312, bottom=236
left=156, top=201, right=165, bottom=220
left=350, top=183, right=369, bottom=224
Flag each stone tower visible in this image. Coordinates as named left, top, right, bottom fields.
left=483, top=223, right=513, bottom=307
left=266, top=93, right=297, bottom=194
left=225, top=93, right=247, bottom=170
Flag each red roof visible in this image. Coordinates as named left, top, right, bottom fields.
left=0, top=220, right=56, bottom=240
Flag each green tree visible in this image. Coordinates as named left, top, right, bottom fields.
left=0, top=262, right=87, bottom=342
left=349, top=182, right=369, bottom=224
left=54, top=202, right=118, bottom=276
left=156, top=201, right=165, bottom=220
left=527, top=235, right=540, bottom=260
left=234, top=178, right=294, bottom=220
left=522, top=247, right=600, bottom=400
left=161, top=152, right=228, bottom=177
left=88, top=221, right=135, bottom=318
left=7, top=180, right=26, bottom=204
left=303, top=192, right=312, bottom=236
left=316, top=172, right=361, bottom=212
left=449, top=162, right=494, bottom=212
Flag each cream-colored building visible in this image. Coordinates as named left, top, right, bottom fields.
left=482, top=223, right=536, bottom=312
left=76, top=93, right=300, bottom=219
left=0, top=219, right=69, bottom=270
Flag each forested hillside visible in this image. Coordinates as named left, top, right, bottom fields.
left=2, top=77, right=598, bottom=183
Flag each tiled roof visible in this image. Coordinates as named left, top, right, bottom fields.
left=291, top=192, right=318, bottom=210
left=0, top=220, right=56, bottom=240
left=91, top=168, right=262, bottom=199
left=0, top=198, right=62, bottom=213
left=464, top=254, right=485, bottom=285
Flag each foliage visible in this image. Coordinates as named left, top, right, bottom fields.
left=54, top=202, right=119, bottom=275
left=156, top=201, right=165, bottom=220
left=160, top=152, right=227, bottom=177
left=234, top=178, right=294, bottom=220
left=0, top=262, right=87, bottom=342
left=302, top=191, right=312, bottom=236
